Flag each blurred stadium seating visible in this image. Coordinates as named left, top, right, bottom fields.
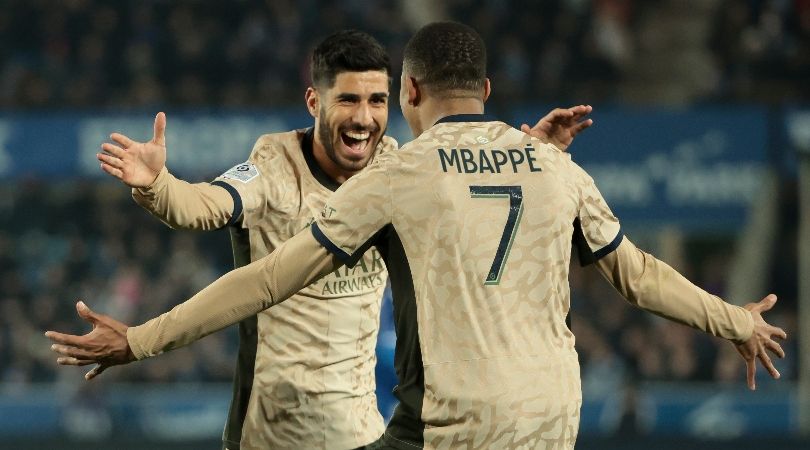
left=0, top=0, right=807, bottom=448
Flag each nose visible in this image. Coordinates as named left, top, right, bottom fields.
left=352, top=102, right=374, bottom=128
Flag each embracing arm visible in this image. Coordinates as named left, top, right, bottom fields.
left=129, top=229, right=339, bottom=358
left=46, top=229, right=341, bottom=378
left=595, top=237, right=787, bottom=389
left=595, top=237, right=753, bottom=342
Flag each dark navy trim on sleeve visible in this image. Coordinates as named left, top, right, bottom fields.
left=311, top=222, right=352, bottom=263
left=211, top=180, right=243, bottom=227
left=311, top=222, right=387, bottom=268
left=593, top=229, right=624, bottom=260
left=434, top=114, right=498, bottom=125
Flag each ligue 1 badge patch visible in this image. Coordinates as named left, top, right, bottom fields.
left=220, top=161, right=260, bottom=183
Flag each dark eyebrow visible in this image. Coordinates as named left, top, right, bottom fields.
left=334, top=92, right=389, bottom=102
left=335, top=93, right=360, bottom=102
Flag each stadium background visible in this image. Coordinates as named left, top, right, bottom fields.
left=0, top=0, right=808, bottom=448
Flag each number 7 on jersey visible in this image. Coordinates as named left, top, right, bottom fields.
left=469, top=185, right=524, bottom=285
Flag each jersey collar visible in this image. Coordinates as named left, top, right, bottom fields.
left=434, top=113, right=498, bottom=125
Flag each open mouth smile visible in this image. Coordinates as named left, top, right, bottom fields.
left=340, top=130, right=372, bottom=157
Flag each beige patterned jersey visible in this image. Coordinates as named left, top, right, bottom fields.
left=199, top=129, right=394, bottom=450
left=313, top=115, right=623, bottom=449
left=130, top=128, right=396, bottom=449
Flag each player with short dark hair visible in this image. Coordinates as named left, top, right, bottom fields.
left=402, top=21, right=487, bottom=97
left=312, top=30, right=392, bottom=89
left=98, top=29, right=396, bottom=450
left=76, top=27, right=594, bottom=450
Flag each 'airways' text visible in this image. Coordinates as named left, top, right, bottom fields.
left=438, top=147, right=543, bottom=174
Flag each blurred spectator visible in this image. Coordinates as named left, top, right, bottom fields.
left=710, top=0, right=810, bottom=101
left=0, top=181, right=235, bottom=383
left=3, top=0, right=806, bottom=109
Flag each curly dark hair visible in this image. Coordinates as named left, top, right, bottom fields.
left=403, top=22, right=487, bottom=97
left=311, top=30, right=391, bottom=89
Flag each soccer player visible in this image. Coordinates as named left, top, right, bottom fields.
left=47, top=21, right=784, bottom=449
left=87, top=30, right=593, bottom=450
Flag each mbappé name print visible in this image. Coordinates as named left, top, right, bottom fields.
left=437, top=146, right=543, bottom=174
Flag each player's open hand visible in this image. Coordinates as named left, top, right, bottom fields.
left=521, top=105, right=593, bottom=152
left=45, top=301, right=136, bottom=380
left=98, top=112, right=168, bottom=188
left=734, top=294, right=787, bottom=390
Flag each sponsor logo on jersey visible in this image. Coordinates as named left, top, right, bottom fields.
left=220, top=161, right=260, bottom=183
left=320, top=248, right=386, bottom=295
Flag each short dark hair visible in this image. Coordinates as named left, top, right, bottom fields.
left=403, top=22, right=487, bottom=96
left=311, top=30, right=391, bottom=89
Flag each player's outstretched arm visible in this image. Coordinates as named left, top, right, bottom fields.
left=46, top=229, right=341, bottom=379
left=594, top=237, right=786, bottom=390
left=520, top=104, right=593, bottom=151
left=99, top=112, right=167, bottom=187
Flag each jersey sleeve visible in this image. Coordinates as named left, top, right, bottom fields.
left=127, top=228, right=341, bottom=359
left=132, top=136, right=272, bottom=230
left=131, top=166, right=235, bottom=231
left=210, top=137, right=277, bottom=228
left=211, top=159, right=265, bottom=227
left=310, top=158, right=393, bottom=268
left=572, top=165, right=623, bottom=266
left=595, top=237, right=754, bottom=343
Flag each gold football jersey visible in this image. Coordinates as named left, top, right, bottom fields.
left=134, top=128, right=396, bottom=450
left=313, top=115, right=622, bottom=449
left=213, top=129, right=395, bottom=449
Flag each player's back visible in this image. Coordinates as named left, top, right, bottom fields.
left=381, top=115, right=593, bottom=448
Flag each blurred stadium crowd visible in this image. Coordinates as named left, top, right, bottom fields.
left=0, top=182, right=237, bottom=383
left=2, top=0, right=809, bottom=109
left=0, top=0, right=802, bottom=398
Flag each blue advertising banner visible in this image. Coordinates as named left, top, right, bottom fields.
left=0, top=110, right=315, bottom=179
left=512, top=107, right=770, bottom=229
left=0, top=107, right=773, bottom=229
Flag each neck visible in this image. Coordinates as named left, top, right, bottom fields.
left=418, top=97, right=485, bottom=135
left=311, top=133, right=356, bottom=184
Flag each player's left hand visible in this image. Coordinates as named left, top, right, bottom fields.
left=521, top=104, right=593, bottom=152
left=734, top=294, right=787, bottom=390
left=45, top=301, right=136, bottom=380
